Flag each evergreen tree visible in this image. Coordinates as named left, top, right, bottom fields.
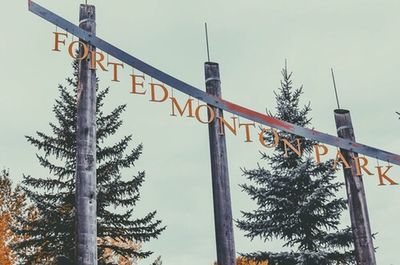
left=237, top=64, right=354, bottom=265
left=13, top=59, right=165, bottom=264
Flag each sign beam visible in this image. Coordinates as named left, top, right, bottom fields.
left=28, top=0, right=400, bottom=166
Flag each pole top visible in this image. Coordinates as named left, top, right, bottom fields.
left=205, top=62, right=219, bottom=66
left=334, top=109, right=350, bottom=114
left=79, top=4, right=96, bottom=23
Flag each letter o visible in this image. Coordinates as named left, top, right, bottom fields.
left=68, top=40, right=89, bottom=60
left=195, top=104, right=215, bottom=124
left=259, top=127, right=279, bottom=148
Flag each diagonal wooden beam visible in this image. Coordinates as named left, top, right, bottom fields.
left=28, top=0, right=400, bottom=166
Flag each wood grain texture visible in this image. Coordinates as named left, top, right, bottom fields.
left=205, top=62, right=236, bottom=265
left=76, top=4, right=97, bottom=265
left=334, top=109, right=376, bottom=265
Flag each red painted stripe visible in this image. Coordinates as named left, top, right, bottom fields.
left=222, top=99, right=294, bottom=131
left=352, top=143, right=362, bottom=148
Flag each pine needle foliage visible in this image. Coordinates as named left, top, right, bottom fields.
left=237, top=64, right=354, bottom=265
left=13, top=59, right=165, bottom=264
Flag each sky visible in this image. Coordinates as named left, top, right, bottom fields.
left=1, top=0, right=400, bottom=264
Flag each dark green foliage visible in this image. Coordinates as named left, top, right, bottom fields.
left=237, top=64, right=354, bottom=265
left=13, top=59, right=165, bottom=264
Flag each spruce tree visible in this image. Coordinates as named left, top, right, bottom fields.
left=13, top=59, right=165, bottom=264
left=237, top=64, right=354, bottom=265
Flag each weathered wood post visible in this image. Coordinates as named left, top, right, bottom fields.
left=76, top=4, right=97, bottom=265
left=205, top=62, right=236, bottom=265
left=334, top=109, right=376, bottom=265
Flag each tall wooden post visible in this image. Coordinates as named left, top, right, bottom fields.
left=334, top=109, right=376, bottom=265
left=205, top=62, right=236, bottom=265
left=76, top=4, right=97, bottom=265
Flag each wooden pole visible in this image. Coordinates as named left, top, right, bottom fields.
left=56, top=256, right=71, bottom=265
left=334, top=109, right=376, bottom=265
left=76, top=4, right=97, bottom=265
left=205, top=62, right=236, bottom=265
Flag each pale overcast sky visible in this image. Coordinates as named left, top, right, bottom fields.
left=1, top=0, right=400, bottom=264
